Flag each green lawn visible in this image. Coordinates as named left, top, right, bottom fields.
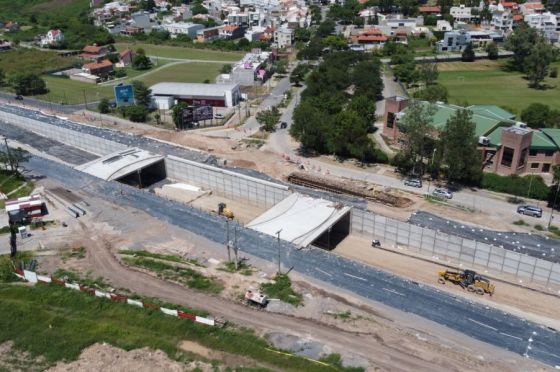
left=0, top=49, right=78, bottom=76
left=137, top=63, right=222, bottom=86
left=0, top=283, right=353, bottom=371
left=437, top=60, right=560, bottom=115
left=0, top=170, right=34, bottom=208
left=115, top=43, right=243, bottom=62
left=37, top=76, right=115, bottom=105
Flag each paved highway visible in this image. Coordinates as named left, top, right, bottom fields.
left=19, top=154, right=560, bottom=368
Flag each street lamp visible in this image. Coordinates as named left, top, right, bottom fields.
left=275, top=229, right=282, bottom=274
left=548, top=182, right=560, bottom=229
left=428, top=148, right=437, bottom=193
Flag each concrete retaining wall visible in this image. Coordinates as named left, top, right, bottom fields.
left=166, top=155, right=290, bottom=208
left=0, top=110, right=126, bottom=156
left=351, top=208, right=560, bottom=287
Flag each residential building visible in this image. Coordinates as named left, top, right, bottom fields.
left=219, top=25, right=244, bottom=39
left=274, top=27, right=294, bottom=48
left=40, top=29, right=64, bottom=48
left=196, top=26, right=223, bottom=43
left=450, top=5, right=473, bottom=22
left=116, top=49, right=134, bottom=67
left=383, top=97, right=560, bottom=176
left=436, top=29, right=498, bottom=52
left=0, top=40, right=12, bottom=52
left=121, top=26, right=144, bottom=36
left=131, top=10, right=154, bottom=31
left=227, top=12, right=250, bottom=27
left=520, top=1, right=545, bottom=15
left=353, top=27, right=388, bottom=49
left=4, top=21, right=20, bottom=32
left=162, top=22, right=205, bottom=38
left=80, top=45, right=109, bottom=60
left=222, top=50, right=272, bottom=86
left=418, top=5, right=441, bottom=14
left=436, top=20, right=453, bottom=31
left=82, top=59, right=114, bottom=78
left=525, top=12, right=559, bottom=43
left=491, top=6, right=513, bottom=32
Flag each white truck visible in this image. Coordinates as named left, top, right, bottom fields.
left=244, top=290, right=268, bottom=308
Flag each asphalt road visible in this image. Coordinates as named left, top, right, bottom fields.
left=19, top=154, right=560, bottom=368
left=410, top=211, right=560, bottom=263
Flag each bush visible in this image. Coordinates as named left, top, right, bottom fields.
left=550, top=67, right=558, bottom=78
left=534, top=224, right=544, bottom=231
left=481, top=173, right=550, bottom=200
left=124, top=105, right=149, bottom=122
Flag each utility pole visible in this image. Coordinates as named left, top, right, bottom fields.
left=226, top=219, right=231, bottom=262
left=4, top=138, right=13, bottom=172
left=234, top=226, right=238, bottom=270
left=275, top=229, right=282, bottom=274
left=83, top=90, right=88, bottom=110
left=548, top=182, right=560, bottom=229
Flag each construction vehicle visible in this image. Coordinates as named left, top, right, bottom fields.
left=217, top=203, right=234, bottom=219
left=245, top=289, right=268, bottom=308
left=438, top=269, right=495, bottom=296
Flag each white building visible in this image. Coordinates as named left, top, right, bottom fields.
left=491, top=5, right=513, bottom=32
left=162, top=22, right=205, bottom=38
left=150, top=82, right=241, bottom=109
left=274, top=27, right=294, bottom=48
left=40, top=29, right=64, bottom=47
left=520, top=1, right=545, bottom=15
left=525, top=12, right=559, bottom=42
left=450, top=5, right=473, bottom=22
left=436, top=20, right=453, bottom=31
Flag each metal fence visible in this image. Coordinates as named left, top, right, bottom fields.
left=351, top=208, right=560, bottom=287
left=166, top=155, right=290, bottom=209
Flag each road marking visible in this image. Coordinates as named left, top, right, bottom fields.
left=315, top=268, right=332, bottom=277
left=500, top=332, right=523, bottom=341
left=343, top=272, right=367, bottom=281
left=382, top=288, right=405, bottom=296
left=468, top=318, right=498, bottom=331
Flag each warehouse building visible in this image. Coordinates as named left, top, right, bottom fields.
left=150, top=82, right=241, bottom=109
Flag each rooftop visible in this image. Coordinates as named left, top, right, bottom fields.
left=150, top=82, right=239, bottom=97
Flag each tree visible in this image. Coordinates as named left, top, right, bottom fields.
left=172, top=102, right=189, bottom=128
left=525, top=42, right=555, bottom=88
left=0, top=69, right=4, bottom=86
left=154, top=112, right=161, bottom=125
left=486, top=42, right=499, bottom=60
left=124, top=105, right=148, bottom=122
left=290, top=101, right=330, bottom=153
left=441, top=109, right=482, bottom=184
left=132, top=52, right=152, bottom=70
left=10, top=73, right=47, bottom=95
left=327, top=110, right=373, bottom=160
left=290, top=64, right=309, bottom=86
left=412, top=84, right=448, bottom=103
left=504, top=24, right=542, bottom=71
left=256, top=107, right=281, bottom=132
left=461, top=43, right=475, bottom=62
left=418, top=62, right=438, bottom=86
left=132, top=81, right=152, bottom=108
left=220, top=64, right=232, bottom=74
left=349, top=95, right=377, bottom=124
left=352, top=60, right=383, bottom=99
left=98, top=98, right=110, bottom=114
left=139, top=0, right=156, bottom=11
left=323, top=35, right=348, bottom=50
left=294, top=28, right=311, bottom=42
left=393, top=62, right=418, bottom=86
left=521, top=103, right=551, bottom=128
left=396, top=102, right=436, bottom=175
left=0, top=147, right=30, bottom=174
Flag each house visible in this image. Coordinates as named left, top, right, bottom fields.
left=226, top=50, right=272, bottom=85
left=436, top=20, right=453, bottom=31
left=40, top=29, right=64, bottom=47
left=121, top=26, right=144, bottom=36
left=491, top=5, right=513, bottom=32
left=80, top=45, right=109, bottom=60
left=196, top=26, right=223, bottom=43
left=383, top=97, right=560, bottom=176
left=219, top=25, right=244, bottom=39
left=116, top=49, right=134, bottom=67
left=82, top=59, right=114, bottom=78
left=162, top=22, right=204, bottom=38
left=450, top=5, right=473, bottom=22
left=436, top=29, right=498, bottom=52
left=353, top=27, right=388, bottom=49
left=227, top=12, right=250, bottom=27
left=4, top=21, right=20, bottom=32
left=525, top=12, right=559, bottom=42
left=274, top=27, right=294, bottom=48
left=519, top=1, right=545, bottom=15
left=418, top=5, right=441, bottom=14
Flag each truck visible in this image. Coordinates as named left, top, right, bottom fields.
left=245, top=289, right=268, bottom=308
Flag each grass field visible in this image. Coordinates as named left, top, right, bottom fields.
left=0, top=0, right=89, bottom=23
left=0, top=170, right=34, bottom=208
left=115, top=43, right=243, bottom=62
left=437, top=60, right=560, bottom=114
left=138, top=63, right=223, bottom=86
left=36, top=76, right=115, bottom=105
left=0, top=49, right=79, bottom=76
left=0, top=283, right=356, bottom=371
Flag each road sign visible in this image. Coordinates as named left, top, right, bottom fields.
left=114, top=84, right=134, bottom=107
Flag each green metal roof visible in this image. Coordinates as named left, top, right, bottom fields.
left=468, top=105, right=517, bottom=121
left=530, top=131, right=558, bottom=150
left=486, top=126, right=504, bottom=148
left=541, top=128, right=560, bottom=149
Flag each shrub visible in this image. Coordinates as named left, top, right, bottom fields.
left=550, top=67, right=558, bottom=78
left=534, top=224, right=544, bottom=231
left=124, top=105, right=149, bottom=122
left=481, top=173, right=550, bottom=200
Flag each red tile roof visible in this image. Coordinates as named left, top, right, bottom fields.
left=83, top=59, right=113, bottom=71
left=358, top=35, right=387, bottom=42
left=82, top=45, right=104, bottom=54
left=418, top=5, right=441, bottom=13
left=513, top=14, right=523, bottom=20
left=522, top=2, right=544, bottom=9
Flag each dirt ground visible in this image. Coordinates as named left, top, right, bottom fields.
left=10, top=180, right=552, bottom=371
left=335, top=234, right=560, bottom=329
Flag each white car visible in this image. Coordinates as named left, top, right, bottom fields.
left=214, top=113, right=225, bottom=119
left=432, top=188, right=453, bottom=199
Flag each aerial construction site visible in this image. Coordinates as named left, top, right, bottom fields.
left=0, top=100, right=559, bottom=372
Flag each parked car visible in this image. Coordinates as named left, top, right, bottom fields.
left=15, top=95, right=23, bottom=100
left=404, top=178, right=422, bottom=188
left=214, top=113, right=224, bottom=119
left=517, top=205, right=542, bottom=218
left=279, top=121, right=288, bottom=129
left=432, top=188, right=453, bottom=199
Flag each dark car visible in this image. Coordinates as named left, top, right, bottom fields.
left=15, top=95, right=23, bottom=100
left=404, top=178, right=422, bottom=188
left=280, top=121, right=288, bottom=129
left=517, top=205, right=542, bottom=218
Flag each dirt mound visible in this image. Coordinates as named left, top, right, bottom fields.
left=287, top=171, right=413, bottom=208
left=48, top=343, right=202, bottom=372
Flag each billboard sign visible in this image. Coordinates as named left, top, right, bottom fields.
left=179, top=106, right=213, bottom=129
left=114, top=84, right=134, bottom=107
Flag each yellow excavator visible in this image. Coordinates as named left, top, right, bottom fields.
left=438, top=269, right=495, bottom=296
left=217, top=203, right=234, bottom=219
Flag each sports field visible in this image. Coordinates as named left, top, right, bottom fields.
left=437, top=60, right=560, bottom=114
left=115, top=43, right=243, bottom=62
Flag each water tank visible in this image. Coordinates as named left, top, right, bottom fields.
left=479, top=136, right=490, bottom=146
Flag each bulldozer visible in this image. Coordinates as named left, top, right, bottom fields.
left=217, top=202, right=234, bottom=219
left=438, top=269, right=495, bottom=296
